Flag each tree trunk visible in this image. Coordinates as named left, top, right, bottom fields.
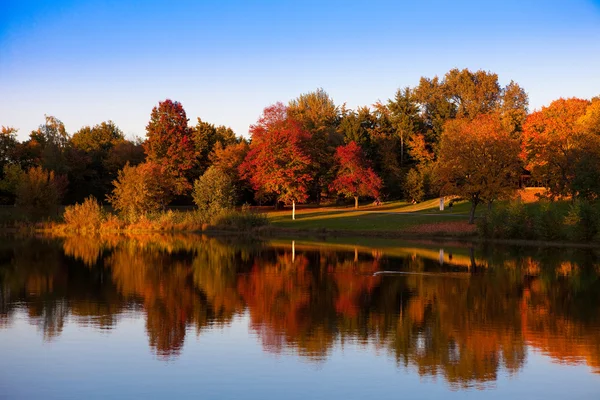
left=400, top=135, right=404, bottom=166
left=468, top=201, right=478, bottom=224
left=292, top=201, right=296, bottom=220
left=487, top=201, right=493, bottom=213
left=354, top=196, right=359, bottom=209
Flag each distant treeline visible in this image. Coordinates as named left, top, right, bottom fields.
left=1, top=68, right=599, bottom=222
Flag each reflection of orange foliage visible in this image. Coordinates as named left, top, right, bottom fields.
left=2, top=235, right=600, bottom=386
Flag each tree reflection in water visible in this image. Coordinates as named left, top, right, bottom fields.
left=0, top=234, right=599, bottom=387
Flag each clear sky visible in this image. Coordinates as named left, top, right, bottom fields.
left=1, top=0, right=600, bottom=140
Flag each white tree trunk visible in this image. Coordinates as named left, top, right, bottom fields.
left=292, top=201, right=296, bottom=220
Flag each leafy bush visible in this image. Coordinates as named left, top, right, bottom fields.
left=193, top=166, right=235, bottom=216
left=16, top=166, right=66, bottom=219
left=565, top=200, right=600, bottom=241
left=107, top=162, right=177, bottom=222
left=63, top=196, right=104, bottom=232
left=535, top=201, right=565, bottom=241
left=211, top=207, right=269, bottom=230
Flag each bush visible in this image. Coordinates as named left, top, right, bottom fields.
left=107, top=162, right=178, bottom=222
left=16, top=166, right=66, bottom=219
left=193, top=166, right=235, bottom=216
left=565, top=200, right=600, bottom=241
left=211, top=207, right=269, bottom=230
left=63, top=196, right=104, bottom=232
left=535, top=201, right=565, bottom=241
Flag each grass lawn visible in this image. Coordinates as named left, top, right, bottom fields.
left=267, top=198, right=475, bottom=232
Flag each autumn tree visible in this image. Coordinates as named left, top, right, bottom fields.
left=414, top=69, right=528, bottom=149
left=404, top=134, right=436, bottom=203
left=192, top=118, right=238, bottom=176
left=288, top=88, right=342, bottom=202
left=240, top=103, right=312, bottom=220
left=330, top=141, right=382, bottom=209
left=437, top=113, right=522, bottom=223
left=209, top=141, right=252, bottom=204
left=522, top=98, right=590, bottom=198
left=107, top=161, right=177, bottom=221
left=144, top=99, right=195, bottom=193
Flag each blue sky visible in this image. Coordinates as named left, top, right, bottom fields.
left=1, top=0, right=600, bottom=140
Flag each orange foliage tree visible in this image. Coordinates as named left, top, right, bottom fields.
left=521, top=98, right=590, bottom=198
left=437, top=113, right=521, bottom=223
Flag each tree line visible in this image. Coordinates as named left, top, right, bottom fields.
left=1, top=68, right=599, bottom=222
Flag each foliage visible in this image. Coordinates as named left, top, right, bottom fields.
left=0, top=126, right=19, bottom=171
left=478, top=200, right=599, bottom=242
left=71, top=121, right=124, bottom=153
left=107, top=162, right=178, bottom=221
left=522, top=98, right=591, bottom=198
left=16, top=166, right=66, bottom=218
left=330, top=141, right=382, bottom=207
left=288, top=88, right=342, bottom=202
left=63, top=196, right=104, bottom=232
left=0, top=164, right=24, bottom=204
left=144, top=99, right=195, bottom=193
left=565, top=200, right=600, bottom=242
left=192, top=166, right=235, bottom=216
left=437, top=113, right=522, bottom=223
left=240, top=103, right=313, bottom=206
left=211, top=207, right=269, bottom=230
left=192, top=118, right=238, bottom=175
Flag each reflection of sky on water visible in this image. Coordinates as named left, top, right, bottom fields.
left=1, top=309, right=599, bottom=399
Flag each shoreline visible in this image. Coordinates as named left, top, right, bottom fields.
left=2, top=224, right=600, bottom=249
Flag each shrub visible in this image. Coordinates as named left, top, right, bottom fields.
left=16, top=166, right=66, bottom=219
left=405, top=168, right=424, bottom=203
left=63, top=196, right=104, bottom=232
left=107, top=162, right=178, bottom=222
left=193, top=166, right=235, bottom=216
left=535, top=201, right=565, bottom=241
left=211, top=207, right=269, bottom=230
left=565, top=200, right=600, bottom=242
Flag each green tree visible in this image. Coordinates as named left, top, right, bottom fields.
left=192, top=118, right=238, bottom=177
left=16, top=166, right=66, bottom=218
left=192, top=166, right=235, bottom=216
left=386, top=87, right=423, bottom=166
left=288, top=88, right=342, bottom=202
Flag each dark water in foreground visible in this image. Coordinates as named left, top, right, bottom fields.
left=1, top=235, right=599, bottom=399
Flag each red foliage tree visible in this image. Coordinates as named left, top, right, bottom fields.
left=330, top=141, right=382, bottom=208
left=144, top=99, right=195, bottom=194
left=239, top=103, right=312, bottom=220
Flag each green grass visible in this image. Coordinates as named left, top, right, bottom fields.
left=268, top=202, right=470, bottom=231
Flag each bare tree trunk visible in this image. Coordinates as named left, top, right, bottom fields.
left=292, top=201, right=296, bottom=220
left=354, top=196, right=359, bottom=209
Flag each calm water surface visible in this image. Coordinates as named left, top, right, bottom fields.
left=1, top=235, right=599, bottom=399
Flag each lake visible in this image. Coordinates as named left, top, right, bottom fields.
left=1, top=234, right=599, bottom=399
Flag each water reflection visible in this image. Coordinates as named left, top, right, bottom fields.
left=1, top=234, right=599, bottom=388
